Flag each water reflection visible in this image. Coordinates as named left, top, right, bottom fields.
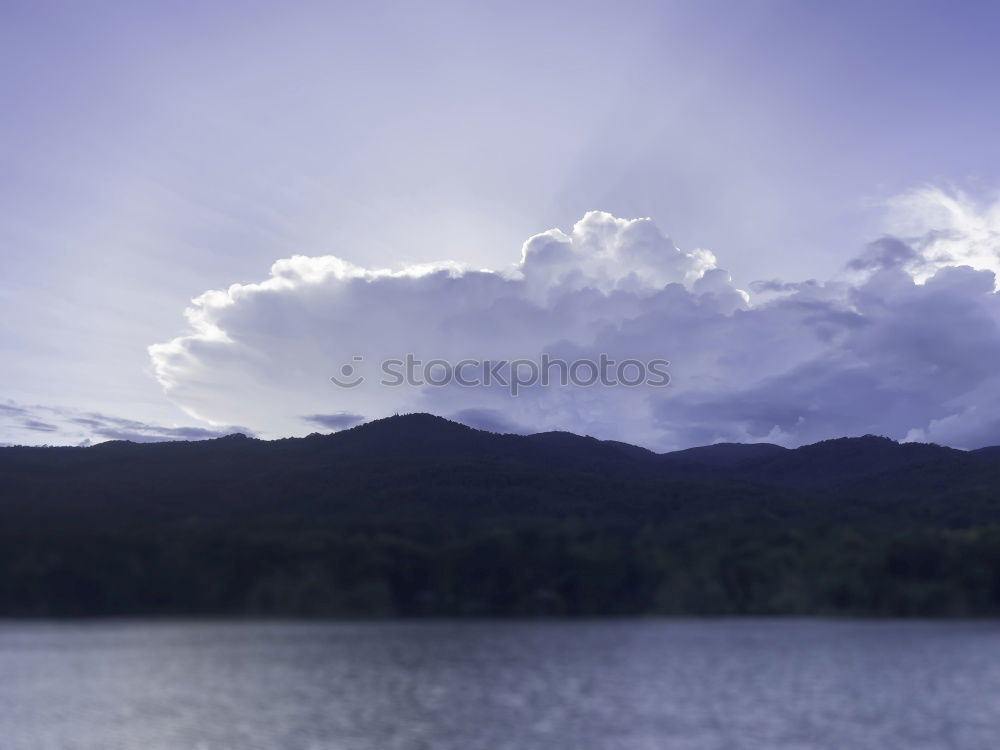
left=1, top=619, right=998, bottom=749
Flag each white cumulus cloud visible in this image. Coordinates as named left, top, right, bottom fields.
left=149, top=193, right=1000, bottom=450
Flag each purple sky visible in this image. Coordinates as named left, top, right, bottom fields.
left=2, top=0, right=1000, bottom=448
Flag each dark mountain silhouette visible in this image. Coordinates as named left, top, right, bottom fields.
left=2, top=413, right=1000, bottom=617
left=722, top=435, right=971, bottom=489
left=660, top=441, right=787, bottom=466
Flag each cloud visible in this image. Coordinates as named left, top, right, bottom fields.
left=882, top=186, right=1000, bottom=285
left=87, top=423, right=244, bottom=443
left=302, top=412, right=366, bottom=430
left=0, top=401, right=251, bottom=446
left=149, top=194, right=1000, bottom=450
left=847, top=237, right=919, bottom=273
left=22, top=419, right=59, bottom=432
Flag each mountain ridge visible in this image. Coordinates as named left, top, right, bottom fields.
left=3, top=412, right=1000, bottom=617
left=1, top=412, right=977, bottom=492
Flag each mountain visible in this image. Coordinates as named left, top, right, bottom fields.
left=723, top=435, right=970, bottom=489
left=2, top=413, right=1000, bottom=618
left=1, top=413, right=979, bottom=490
left=660, top=442, right=787, bottom=466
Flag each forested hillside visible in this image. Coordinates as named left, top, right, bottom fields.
left=2, top=414, right=1000, bottom=617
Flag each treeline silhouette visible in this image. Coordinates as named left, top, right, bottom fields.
left=3, top=414, right=1000, bottom=617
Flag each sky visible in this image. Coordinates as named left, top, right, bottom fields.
left=2, top=0, right=1000, bottom=449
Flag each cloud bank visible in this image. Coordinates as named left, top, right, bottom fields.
left=149, top=188, right=1000, bottom=450
left=0, top=401, right=250, bottom=446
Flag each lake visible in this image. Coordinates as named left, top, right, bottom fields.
left=1, top=619, right=998, bottom=749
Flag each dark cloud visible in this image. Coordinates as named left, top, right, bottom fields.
left=22, top=419, right=59, bottom=432
left=78, top=412, right=246, bottom=439
left=91, top=425, right=243, bottom=442
left=86, top=415, right=251, bottom=442
left=302, top=413, right=366, bottom=430
left=848, top=237, right=919, bottom=272
left=0, top=403, right=253, bottom=446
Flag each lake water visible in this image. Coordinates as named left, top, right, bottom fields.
left=1, top=619, right=999, bottom=750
